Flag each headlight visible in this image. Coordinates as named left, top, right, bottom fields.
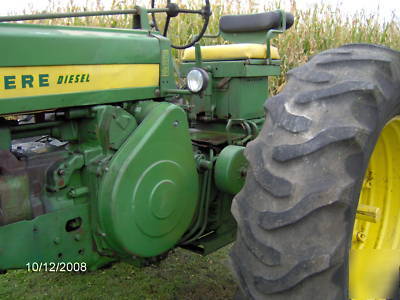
left=187, top=68, right=209, bottom=93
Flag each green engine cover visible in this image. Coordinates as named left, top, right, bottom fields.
left=97, top=102, right=199, bottom=257
left=0, top=23, right=169, bottom=115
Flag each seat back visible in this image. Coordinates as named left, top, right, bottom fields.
left=219, top=10, right=294, bottom=44
left=219, top=11, right=294, bottom=33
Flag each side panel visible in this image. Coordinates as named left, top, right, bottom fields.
left=96, top=102, right=199, bottom=257
left=0, top=23, right=160, bottom=67
left=0, top=23, right=162, bottom=114
left=0, top=64, right=159, bottom=99
left=0, top=204, right=101, bottom=270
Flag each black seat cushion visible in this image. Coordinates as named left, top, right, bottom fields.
left=219, top=11, right=294, bottom=33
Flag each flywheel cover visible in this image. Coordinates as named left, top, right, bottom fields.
left=97, top=103, right=199, bottom=257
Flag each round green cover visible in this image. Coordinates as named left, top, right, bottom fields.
left=97, top=104, right=198, bottom=257
left=214, top=145, right=247, bottom=195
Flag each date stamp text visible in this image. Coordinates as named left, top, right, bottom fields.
left=26, top=262, right=87, bottom=272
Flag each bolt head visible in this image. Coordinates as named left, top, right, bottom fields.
left=356, top=231, right=366, bottom=242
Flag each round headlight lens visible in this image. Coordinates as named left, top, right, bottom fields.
left=187, top=68, right=208, bottom=93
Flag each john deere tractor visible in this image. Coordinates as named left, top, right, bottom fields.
left=1, top=1, right=400, bottom=299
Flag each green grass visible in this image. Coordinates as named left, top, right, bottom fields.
left=0, top=247, right=236, bottom=299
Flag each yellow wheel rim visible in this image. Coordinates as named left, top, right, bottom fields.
left=350, top=117, right=400, bottom=299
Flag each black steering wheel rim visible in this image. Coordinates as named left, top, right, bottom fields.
left=151, top=0, right=211, bottom=49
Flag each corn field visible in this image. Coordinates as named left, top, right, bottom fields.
left=13, top=0, right=400, bottom=94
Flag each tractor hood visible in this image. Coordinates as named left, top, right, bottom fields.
left=0, top=23, right=164, bottom=114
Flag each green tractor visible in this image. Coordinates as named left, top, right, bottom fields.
left=1, top=1, right=400, bottom=299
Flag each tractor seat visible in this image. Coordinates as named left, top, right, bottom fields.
left=182, top=43, right=280, bottom=61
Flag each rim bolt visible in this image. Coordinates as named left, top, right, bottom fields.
left=356, top=231, right=366, bottom=243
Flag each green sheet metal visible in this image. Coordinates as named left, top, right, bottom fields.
left=97, top=102, right=199, bottom=257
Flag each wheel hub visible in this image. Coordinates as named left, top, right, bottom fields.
left=351, top=116, right=400, bottom=298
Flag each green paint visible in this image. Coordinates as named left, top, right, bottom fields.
left=0, top=23, right=160, bottom=67
left=0, top=87, right=158, bottom=115
left=97, top=102, right=199, bottom=257
left=0, top=127, right=11, bottom=149
left=0, top=6, right=286, bottom=271
left=161, top=49, right=170, bottom=77
left=214, top=146, right=247, bottom=195
left=0, top=204, right=105, bottom=270
left=181, top=59, right=277, bottom=120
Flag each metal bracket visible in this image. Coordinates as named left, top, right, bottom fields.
left=47, top=154, right=84, bottom=192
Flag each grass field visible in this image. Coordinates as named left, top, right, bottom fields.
left=1, top=1, right=399, bottom=299
left=0, top=247, right=236, bottom=299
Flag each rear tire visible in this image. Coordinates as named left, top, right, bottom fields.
left=230, top=44, right=400, bottom=299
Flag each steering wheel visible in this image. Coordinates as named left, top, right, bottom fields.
left=151, top=0, right=211, bottom=49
